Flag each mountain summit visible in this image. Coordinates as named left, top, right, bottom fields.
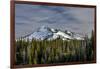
left=23, top=26, right=84, bottom=40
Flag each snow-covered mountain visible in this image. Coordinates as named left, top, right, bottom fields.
left=22, top=26, right=84, bottom=41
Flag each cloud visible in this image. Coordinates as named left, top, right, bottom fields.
left=15, top=4, right=94, bottom=38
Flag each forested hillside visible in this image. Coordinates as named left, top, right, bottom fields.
left=15, top=31, right=94, bottom=65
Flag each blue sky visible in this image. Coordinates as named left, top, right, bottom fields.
left=15, top=4, right=94, bottom=38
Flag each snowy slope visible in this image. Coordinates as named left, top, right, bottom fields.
left=23, top=26, right=84, bottom=41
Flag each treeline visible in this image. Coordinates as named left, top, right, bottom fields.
left=15, top=32, right=94, bottom=65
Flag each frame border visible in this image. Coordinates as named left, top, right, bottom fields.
left=10, top=1, right=96, bottom=68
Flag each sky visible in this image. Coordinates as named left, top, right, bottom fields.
left=15, top=4, right=95, bottom=39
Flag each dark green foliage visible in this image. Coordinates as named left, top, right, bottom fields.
left=86, top=30, right=94, bottom=61
left=15, top=32, right=94, bottom=65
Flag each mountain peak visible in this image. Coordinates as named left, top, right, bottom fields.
left=38, top=25, right=51, bottom=32
left=23, top=26, right=84, bottom=41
